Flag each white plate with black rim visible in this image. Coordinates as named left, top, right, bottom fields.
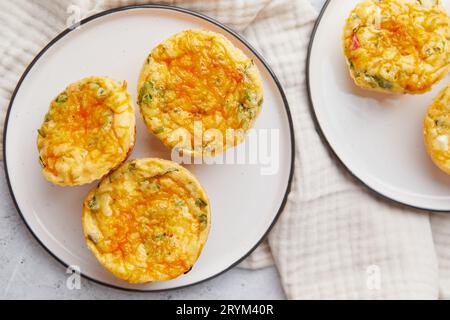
left=3, top=5, right=294, bottom=291
left=308, top=0, right=450, bottom=212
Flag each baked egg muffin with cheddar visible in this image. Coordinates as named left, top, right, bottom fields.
left=37, top=77, right=135, bottom=186
left=424, top=83, right=450, bottom=174
left=343, top=0, right=450, bottom=94
left=137, top=29, right=263, bottom=156
left=82, top=158, right=211, bottom=283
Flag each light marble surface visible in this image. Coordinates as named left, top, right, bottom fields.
left=0, top=0, right=326, bottom=300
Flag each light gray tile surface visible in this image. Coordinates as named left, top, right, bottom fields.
left=0, top=0, right=327, bottom=300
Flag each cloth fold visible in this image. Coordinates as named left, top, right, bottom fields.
left=1, top=0, right=450, bottom=299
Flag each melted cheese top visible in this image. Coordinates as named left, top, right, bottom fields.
left=343, top=0, right=450, bottom=94
left=37, top=77, right=135, bottom=186
left=424, top=83, right=450, bottom=174
left=138, top=30, right=263, bottom=156
left=82, top=158, right=210, bottom=283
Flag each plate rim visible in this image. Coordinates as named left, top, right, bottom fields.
left=2, top=4, right=295, bottom=291
left=306, top=0, right=449, bottom=213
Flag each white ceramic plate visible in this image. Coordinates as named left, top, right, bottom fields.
left=4, top=5, right=294, bottom=291
left=308, top=0, right=450, bottom=211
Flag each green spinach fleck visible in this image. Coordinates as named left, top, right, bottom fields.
left=195, top=198, right=208, bottom=208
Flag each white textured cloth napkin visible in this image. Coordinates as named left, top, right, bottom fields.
left=2, top=0, right=450, bottom=300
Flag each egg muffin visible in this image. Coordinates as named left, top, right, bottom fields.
left=424, top=84, right=450, bottom=174
left=82, top=158, right=211, bottom=283
left=137, top=29, right=263, bottom=156
left=343, top=0, right=450, bottom=94
left=37, top=77, right=135, bottom=186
